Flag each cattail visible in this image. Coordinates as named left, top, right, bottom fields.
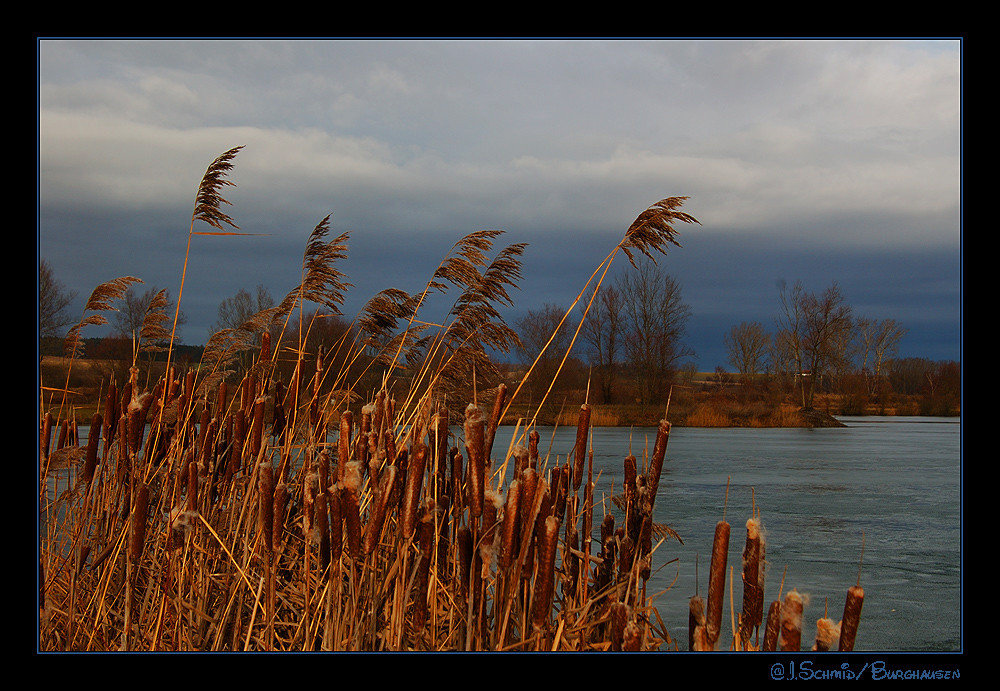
left=519, top=467, right=539, bottom=581
left=739, top=517, right=763, bottom=646
left=762, top=599, right=782, bottom=651
left=82, top=412, right=102, bottom=484
left=457, top=526, right=473, bottom=600
left=572, top=403, right=591, bottom=491
left=512, top=444, right=529, bottom=476
left=484, top=383, right=507, bottom=462
left=464, top=405, right=485, bottom=519
left=610, top=602, right=630, bottom=651
left=338, top=410, right=353, bottom=482
left=341, top=461, right=363, bottom=559
left=689, top=594, right=708, bottom=651
left=779, top=589, right=807, bottom=651
left=413, top=513, right=435, bottom=631
left=499, top=479, right=521, bottom=572
left=528, top=429, right=540, bottom=468
left=839, top=585, right=865, bottom=651
left=622, top=620, right=643, bottom=651
left=706, top=519, right=730, bottom=648
left=813, top=614, right=840, bottom=652
left=186, top=453, right=198, bottom=513
left=402, top=444, right=428, bottom=539
left=365, top=465, right=398, bottom=555
left=531, top=515, right=560, bottom=632
left=646, top=420, right=670, bottom=507
left=249, top=397, right=265, bottom=460
left=450, top=447, right=464, bottom=517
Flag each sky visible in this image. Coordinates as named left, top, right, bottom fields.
left=37, top=38, right=962, bottom=372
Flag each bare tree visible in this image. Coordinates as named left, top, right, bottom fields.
left=616, top=260, right=692, bottom=405
left=775, top=280, right=853, bottom=409
left=39, top=260, right=78, bottom=339
left=580, top=283, right=623, bottom=403
left=855, top=317, right=907, bottom=399
left=112, top=286, right=185, bottom=345
left=210, top=285, right=276, bottom=336
left=725, top=321, right=771, bottom=384
left=515, top=303, right=577, bottom=399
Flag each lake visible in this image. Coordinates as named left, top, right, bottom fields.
left=47, top=415, right=961, bottom=652
left=493, top=416, right=962, bottom=652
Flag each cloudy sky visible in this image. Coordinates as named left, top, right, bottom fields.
left=37, top=38, right=962, bottom=371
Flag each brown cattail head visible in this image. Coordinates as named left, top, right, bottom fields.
left=688, top=594, right=708, bottom=651
left=327, top=482, right=343, bottom=561
left=464, top=405, right=485, bottom=519
left=610, top=602, right=630, bottom=652
left=838, top=585, right=864, bottom=651
left=338, top=410, right=353, bottom=481
left=402, top=444, right=428, bottom=539
left=500, top=479, right=521, bottom=571
left=740, top=517, right=764, bottom=645
left=646, top=419, right=670, bottom=504
left=762, top=599, right=782, bottom=651
left=779, top=589, right=808, bottom=652
left=706, top=519, right=731, bottom=648
left=530, top=515, right=560, bottom=632
left=341, top=461, right=363, bottom=559
left=366, top=465, right=399, bottom=555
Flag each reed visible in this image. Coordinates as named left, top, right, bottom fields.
left=38, top=148, right=866, bottom=653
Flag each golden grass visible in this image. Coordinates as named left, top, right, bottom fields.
left=38, top=147, right=865, bottom=652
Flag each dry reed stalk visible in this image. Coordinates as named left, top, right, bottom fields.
left=838, top=585, right=864, bottom=651
left=706, top=519, right=731, bottom=649
left=413, top=513, right=435, bottom=633
left=779, top=589, right=806, bottom=651
left=258, top=460, right=274, bottom=557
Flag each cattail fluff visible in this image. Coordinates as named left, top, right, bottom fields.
left=779, top=589, right=807, bottom=651
left=464, top=405, right=485, bottom=519
left=812, top=615, right=840, bottom=652
left=689, top=594, right=708, bottom=651
left=706, top=519, right=730, bottom=648
left=610, top=601, right=630, bottom=651
left=838, top=585, right=864, bottom=651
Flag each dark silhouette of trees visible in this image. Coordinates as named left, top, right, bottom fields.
left=39, top=259, right=77, bottom=339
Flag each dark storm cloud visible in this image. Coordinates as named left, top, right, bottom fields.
left=38, top=38, right=962, bottom=369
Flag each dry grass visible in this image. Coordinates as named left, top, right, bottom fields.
left=38, top=148, right=865, bottom=652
